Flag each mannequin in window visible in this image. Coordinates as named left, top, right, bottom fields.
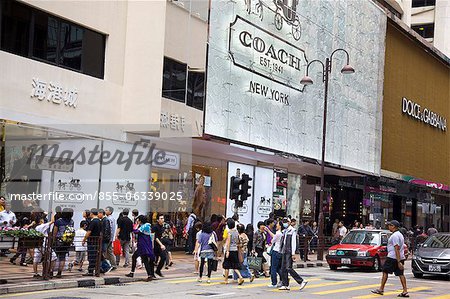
left=192, top=176, right=206, bottom=220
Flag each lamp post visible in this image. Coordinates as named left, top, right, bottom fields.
left=300, top=48, right=354, bottom=261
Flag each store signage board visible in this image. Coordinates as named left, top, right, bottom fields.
left=31, top=155, right=74, bottom=172
left=401, top=97, right=447, bottom=132
left=205, top=0, right=386, bottom=175
left=151, top=150, right=180, bottom=170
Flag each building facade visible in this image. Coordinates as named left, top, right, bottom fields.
left=1, top=0, right=449, bottom=237
left=380, top=0, right=450, bottom=58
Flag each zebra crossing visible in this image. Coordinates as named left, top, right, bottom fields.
left=162, top=274, right=448, bottom=298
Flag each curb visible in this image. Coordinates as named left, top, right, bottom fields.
left=0, top=276, right=146, bottom=295
left=295, top=262, right=324, bottom=268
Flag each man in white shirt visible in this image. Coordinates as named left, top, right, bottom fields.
left=372, top=220, right=408, bottom=297
left=338, top=221, right=348, bottom=240
left=279, top=218, right=308, bottom=291
left=0, top=202, right=16, bottom=228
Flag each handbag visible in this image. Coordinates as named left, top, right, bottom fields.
left=210, top=258, right=218, bottom=272
left=113, top=239, right=122, bottom=256
left=266, top=243, right=274, bottom=256
left=208, top=232, right=218, bottom=252
left=247, top=254, right=263, bottom=271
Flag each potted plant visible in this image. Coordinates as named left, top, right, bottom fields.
left=0, top=227, right=17, bottom=249
left=0, top=227, right=45, bottom=249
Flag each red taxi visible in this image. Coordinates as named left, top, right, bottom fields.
left=326, top=229, right=392, bottom=271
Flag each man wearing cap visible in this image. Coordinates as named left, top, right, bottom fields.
left=372, top=220, right=409, bottom=297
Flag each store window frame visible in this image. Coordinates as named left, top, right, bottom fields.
left=162, top=56, right=188, bottom=103
left=186, top=70, right=205, bottom=111
left=411, top=23, right=435, bottom=39
left=412, top=0, right=436, bottom=8
left=0, top=0, right=106, bottom=79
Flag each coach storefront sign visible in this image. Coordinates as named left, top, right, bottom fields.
left=229, top=15, right=306, bottom=92
left=402, top=97, right=447, bottom=132
left=205, top=0, right=386, bottom=175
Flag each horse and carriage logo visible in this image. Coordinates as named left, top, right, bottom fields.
left=57, top=178, right=82, bottom=191
left=246, top=0, right=302, bottom=41
left=116, top=180, right=135, bottom=193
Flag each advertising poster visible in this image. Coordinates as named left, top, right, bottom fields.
left=273, top=169, right=288, bottom=218
left=226, top=162, right=254, bottom=225
left=99, top=140, right=151, bottom=217
left=38, top=139, right=102, bottom=228
left=252, top=167, right=274, bottom=224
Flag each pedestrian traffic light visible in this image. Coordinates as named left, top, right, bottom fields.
left=229, top=176, right=243, bottom=200
left=241, top=173, right=252, bottom=201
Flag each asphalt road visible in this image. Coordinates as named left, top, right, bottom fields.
left=1, top=261, right=449, bottom=299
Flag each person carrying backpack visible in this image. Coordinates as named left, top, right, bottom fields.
left=52, top=208, right=75, bottom=278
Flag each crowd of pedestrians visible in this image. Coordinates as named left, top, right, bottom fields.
left=187, top=212, right=309, bottom=291
left=0, top=198, right=179, bottom=279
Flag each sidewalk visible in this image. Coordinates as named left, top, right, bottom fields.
left=0, top=251, right=324, bottom=295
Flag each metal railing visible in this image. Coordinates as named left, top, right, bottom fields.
left=0, top=235, right=103, bottom=282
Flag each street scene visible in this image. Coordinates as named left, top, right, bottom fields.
left=1, top=0, right=450, bottom=298
left=2, top=261, right=450, bottom=299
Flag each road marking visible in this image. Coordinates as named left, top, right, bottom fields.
left=353, top=286, right=431, bottom=299
left=271, top=280, right=357, bottom=291
left=0, top=288, right=70, bottom=298
left=312, top=283, right=393, bottom=295
left=168, top=276, right=271, bottom=284
left=238, top=278, right=323, bottom=289
left=428, top=295, right=450, bottom=299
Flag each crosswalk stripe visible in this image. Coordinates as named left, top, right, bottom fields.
left=352, top=286, right=431, bottom=299
left=238, top=278, right=323, bottom=289
left=168, top=276, right=271, bottom=284
left=271, top=280, right=357, bottom=292
left=312, top=283, right=393, bottom=295
left=428, top=295, right=450, bottom=299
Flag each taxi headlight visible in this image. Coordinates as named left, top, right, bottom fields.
left=328, top=250, right=337, bottom=256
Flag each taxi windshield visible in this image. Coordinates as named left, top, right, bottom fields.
left=341, top=231, right=380, bottom=245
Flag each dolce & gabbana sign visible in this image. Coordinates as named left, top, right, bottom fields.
left=402, top=97, right=447, bottom=132
left=229, top=16, right=307, bottom=92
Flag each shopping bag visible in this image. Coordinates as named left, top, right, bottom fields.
left=113, top=239, right=122, bottom=256
left=247, top=255, right=263, bottom=271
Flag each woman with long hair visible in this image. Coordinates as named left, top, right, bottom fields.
left=222, top=218, right=244, bottom=285
left=197, top=221, right=217, bottom=283
left=126, top=215, right=155, bottom=281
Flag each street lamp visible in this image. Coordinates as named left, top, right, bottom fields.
left=300, top=48, right=354, bottom=261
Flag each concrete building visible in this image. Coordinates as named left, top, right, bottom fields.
left=0, top=0, right=448, bottom=235
left=381, top=0, right=450, bottom=58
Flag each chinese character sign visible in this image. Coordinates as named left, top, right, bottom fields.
left=31, top=78, right=78, bottom=108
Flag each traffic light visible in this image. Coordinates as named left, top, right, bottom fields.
left=229, top=176, right=243, bottom=200
left=241, top=173, right=252, bottom=201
